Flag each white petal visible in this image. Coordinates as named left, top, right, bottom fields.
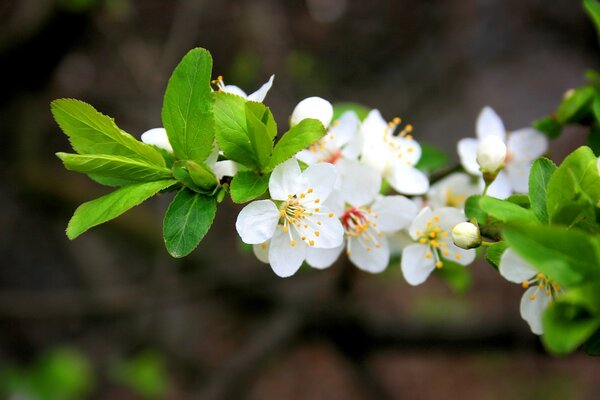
left=457, top=138, right=481, bottom=175
left=360, top=109, right=387, bottom=141
left=499, top=248, right=537, bottom=284
left=440, top=242, right=476, bottom=266
left=222, top=85, right=248, bottom=98
left=302, top=209, right=344, bottom=248
left=408, top=207, right=434, bottom=239
left=295, top=149, right=320, bottom=165
left=323, top=190, right=345, bottom=216
left=371, top=195, right=417, bottom=232
left=386, top=164, right=430, bottom=195
left=428, top=172, right=478, bottom=209
left=212, top=160, right=237, bottom=179
left=507, top=128, right=548, bottom=163
left=269, top=229, right=307, bottom=277
left=349, top=235, right=390, bottom=273
left=484, top=171, right=512, bottom=199
left=336, top=159, right=381, bottom=207
left=290, top=96, right=333, bottom=127
left=505, top=161, right=532, bottom=193
left=247, top=74, right=275, bottom=102
left=306, top=243, right=344, bottom=269
left=141, top=128, right=173, bottom=153
left=253, top=242, right=270, bottom=263
left=235, top=200, right=280, bottom=244
left=269, top=158, right=302, bottom=200
left=476, top=106, right=506, bottom=142
left=331, top=111, right=360, bottom=148
left=401, top=243, right=436, bottom=286
left=301, top=162, right=338, bottom=202
left=520, top=287, right=552, bottom=335
left=398, top=136, right=422, bottom=166
left=435, top=207, right=467, bottom=231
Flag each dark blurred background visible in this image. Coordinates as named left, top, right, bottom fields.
left=1, top=0, right=599, bottom=399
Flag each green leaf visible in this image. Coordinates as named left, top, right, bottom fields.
left=433, top=260, right=472, bottom=293
left=163, top=188, right=217, bottom=257
left=162, top=48, right=215, bottom=163
left=230, top=171, right=270, bottom=203
left=332, top=102, right=370, bottom=121
left=556, top=86, right=595, bottom=124
left=584, top=0, right=600, bottom=43
left=245, top=102, right=274, bottom=168
left=479, top=196, right=536, bottom=223
left=506, top=194, right=530, bottom=209
left=583, top=329, right=600, bottom=355
left=213, top=92, right=257, bottom=168
left=533, top=116, right=562, bottom=139
left=57, top=153, right=172, bottom=182
left=67, top=180, right=176, bottom=239
left=542, top=300, right=600, bottom=355
left=465, top=195, right=486, bottom=223
left=415, top=143, right=450, bottom=174
left=265, top=118, right=326, bottom=172
left=587, top=126, right=600, bottom=156
left=503, top=223, right=600, bottom=287
left=528, top=157, right=557, bottom=223
left=185, top=161, right=218, bottom=192
left=485, top=241, right=508, bottom=270
left=51, top=99, right=165, bottom=166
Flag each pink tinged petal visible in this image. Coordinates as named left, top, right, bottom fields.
left=253, top=242, right=270, bottom=263
left=306, top=243, right=344, bottom=270
left=409, top=207, right=434, bottom=239
left=499, top=248, right=537, bottom=284
left=441, top=242, right=476, bottom=266
left=349, top=235, right=390, bottom=273
left=222, top=85, right=248, bottom=98
left=269, top=229, right=307, bottom=277
left=401, top=243, right=436, bottom=285
left=141, top=128, right=173, bottom=153
left=505, top=161, right=532, bottom=193
left=304, top=209, right=344, bottom=248
left=301, top=162, right=338, bottom=202
left=336, top=159, right=381, bottom=207
left=235, top=200, right=280, bottom=244
left=507, top=128, right=548, bottom=163
left=476, top=106, right=506, bottom=142
left=520, top=286, right=552, bottom=335
left=457, top=138, right=481, bottom=175
left=386, top=164, right=430, bottom=196
left=371, top=195, right=417, bottom=232
left=247, top=74, right=275, bottom=102
left=331, top=111, right=360, bottom=148
left=269, top=158, right=303, bottom=200
left=484, top=171, right=512, bottom=199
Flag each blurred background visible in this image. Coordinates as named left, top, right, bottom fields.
left=1, top=0, right=600, bottom=399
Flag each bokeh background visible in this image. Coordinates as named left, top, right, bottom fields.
left=1, top=0, right=600, bottom=399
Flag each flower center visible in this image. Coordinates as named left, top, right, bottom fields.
left=382, top=118, right=417, bottom=166
left=444, top=188, right=467, bottom=208
left=308, top=133, right=343, bottom=164
left=521, top=273, right=561, bottom=300
left=415, top=215, right=457, bottom=268
left=341, top=207, right=382, bottom=255
left=278, top=189, right=334, bottom=247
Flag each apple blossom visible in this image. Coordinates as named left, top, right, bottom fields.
left=424, top=172, right=479, bottom=209
left=290, top=96, right=334, bottom=127
left=212, top=74, right=275, bottom=102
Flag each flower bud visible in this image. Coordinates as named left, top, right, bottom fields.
left=476, top=135, right=506, bottom=175
left=290, top=96, right=333, bottom=128
left=451, top=222, right=482, bottom=250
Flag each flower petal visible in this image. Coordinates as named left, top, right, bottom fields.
left=212, top=160, right=237, bottom=179
left=499, top=248, right=537, bottom=284
left=401, top=243, right=435, bottom=285
left=484, top=171, right=512, bottom=199
left=408, top=207, right=434, bottom=239
left=476, top=106, right=506, bottom=142
left=301, top=162, right=338, bottom=202
left=440, top=242, right=476, bottom=266
left=349, top=235, right=390, bottom=273
left=505, top=160, right=532, bottom=193
left=435, top=207, right=467, bottom=231
left=331, top=111, right=360, bottom=149
left=428, top=172, right=478, bottom=209
left=269, top=229, right=307, bottom=277
left=247, top=74, right=275, bottom=102
left=295, top=149, right=320, bottom=165
left=253, top=242, right=270, bottom=263
left=222, top=85, right=248, bottom=98
left=371, top=195, right=417, bottom=232
left=457, top=138, right=480, bottom=175
left=290, top=96, right=333, bottom=127
left=141, top=128, right=173, bottom=153
left=301, top=208, right=344, bottom=249
left=336, top=159, right=381, bottom=207
left=306, top=243, right=344, bottom=270
left=269, top=158, right=302, bottom=200
left=507, top=128, right=548, bottom=163
left=520, top=286, right=552, bottom=335
left=386, top=164, right=430, bottom=195
left=235, top=200, right=280, bottom=244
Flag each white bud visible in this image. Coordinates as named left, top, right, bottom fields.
left=451, top=222, right=481, bottom=250
left=290, top=96, right=333, bottom=128
left=476, top=135, right=506, bottom=174
left=141, top=128, right=173, bottom=153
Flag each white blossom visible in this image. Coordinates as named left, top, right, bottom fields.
left=214, top=74, right=274, bottom=102
left=290, top=96, right=334, bottom=127
left=423, top=172, right=479, bottom=210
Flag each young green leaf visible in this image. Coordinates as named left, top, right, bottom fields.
left=415, top=143, right=450, bottom=174
left=51, top=99, right=165, bottom=167
left=67, top=180, right=177, bottom=239
left=555, top=86, right=595, bottom=124
left=503, top=223, right=600, bottom=287
left=542, top=300, right=600, bottom=355
left=162, top=48, right=215, bottom=163
left=230, top=171, right=270, bottom=203
left=533, top=116, right=562, bottom=139
left=163, top=188, right=217, bottom=257
left=587, top=126, right=600, bottom=156
left=528, top=157, right=557, bottom=223
left=213, top=92, right=257, bottom=168
left=485, top=241, right=508, bottom=270
left=265, top=118, right=326, bottom=172
left=245, top=102, right=274, bottom=168
left=478, top=196, right=536, bottom=223
left=185, top=161, right=219, bottom=192
left=57, top=153, right=172, bottom=182
left=584, top=0, right=600, bottom=43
